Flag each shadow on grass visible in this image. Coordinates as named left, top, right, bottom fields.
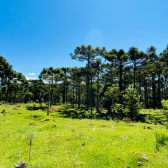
left=25, top=114, right=45, bottom=121
left=26, top=105, right=47, bottom=111
left=59, top=109, right=126, bottom=121
left=136, top=113, right=166, bottom=124
left=59, top=108, right=166, bottom=124
left=25, top=104, right=166, bottom=124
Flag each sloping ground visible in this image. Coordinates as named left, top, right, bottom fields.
left=0, top=104, right=168, bottom=168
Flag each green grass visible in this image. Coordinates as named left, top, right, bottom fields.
left=139, top=108, right=167, bottom=124
left=154, top=131, right=168, bottom=151
left=0, top=104, right=168, bottom=168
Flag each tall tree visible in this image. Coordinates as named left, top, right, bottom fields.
left=147, top=46, right=158, bottom=108
left=70, top=45, right=105, bottom=110
left=103, top=49, right=128, bottom=103
left=128, top=47, right=147, bottom=88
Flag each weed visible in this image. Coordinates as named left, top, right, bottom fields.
left=27, top=131, right=36, bottom=163
left=143, top=125, right=146, bottom=129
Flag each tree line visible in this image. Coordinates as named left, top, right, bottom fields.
left=0, top=44, right=168, bottom=118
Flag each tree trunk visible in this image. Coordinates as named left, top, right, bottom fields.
left=47, top=80, right=50, bottom=116
left=144, top=83, right=147, bottom=108
left=50, top=77, right=53, bottom=107
left=91, top=76, right=93, bottom=114
left=165, top=78, right=167, bottom=99
left=146, top=81, right=149, bottom=108
left=161, top=79, right=164, bottom=101
left=73, top=85, right=75, bottom=108
left=6, top=87, right=9, bottom=103
left=138, top=69, right=142, bottom=101
left=152, top=74, right=156, bottom=108
left=78, top=78, right=80, bottom=109
left=10, top=91, right=12, bottom=104
left=66, top=80, right=68, bottom=104
left=158, top=74, right=161, bottom=108
left=76, top=86, right=77, bottom=106
left=134, top=63, right=136, bottom=88
left=14, top=88, right=17, bottom=104
left=96, top=66, right=99, bottom=113
left=63, top=79, right=66, bottom=104
left=86, top=56, right=90, bottom=111
left=119, top=63, right=123, bottom=103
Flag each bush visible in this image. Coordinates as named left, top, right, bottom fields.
left=161, top=99, right=168, bottom=110
left=114, top=103, right=123, bottom=113
left=161, top=99, right=168, bottom=121
left=104, top=87, right=120, bottom=115
left=24, top=92, right=33, bottom=103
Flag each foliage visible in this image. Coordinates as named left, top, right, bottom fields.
left=161, top=99, right=168, bottom=110
left=114, top=103, right=123, bottom=113
left=124, top=85, right=142, bottom=119
left=165, top=122, right=168, bottom=129
left=104, top=87, right=120, bottom=115
left=24, top=92, right=33, bottom=103
left=161, top=99, right=168, bottom=121
left=1, top=44, right=168, bottom=117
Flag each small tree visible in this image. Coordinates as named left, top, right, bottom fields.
left=124, top=85, right=142, bottom=119
left=42, top=74, right=50, bottom=115
left=104, top=86, right=120, bottom=117
left=24, top=92, right=33, bottom=103
left=161, top=99, right=168, bottom=121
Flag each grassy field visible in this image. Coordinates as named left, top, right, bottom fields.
left=0, top=104, right=168, bottom=168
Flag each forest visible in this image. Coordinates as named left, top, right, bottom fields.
left=1, top=44, right=168, bottom=120
left=1, top=45, right=168, bottom=167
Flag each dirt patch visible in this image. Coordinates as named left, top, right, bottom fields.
left=44, top=107, right=61, bottom=112
left=124, top=118, right=132, bottom=123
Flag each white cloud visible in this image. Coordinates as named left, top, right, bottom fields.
left=26, top=77, right=37, bottom=80
left=28, top=73, right=35, bottom=75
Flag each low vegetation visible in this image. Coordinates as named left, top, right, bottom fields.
left=0, top=103, right=168, bottom=168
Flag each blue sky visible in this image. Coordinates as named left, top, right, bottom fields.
left=0, top=0, right=168, bottom=80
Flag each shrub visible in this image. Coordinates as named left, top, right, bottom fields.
left=114, top=103, right=123, bottom=113
left=24, top=92, right=33, bottom=103
left=161, top=99, right=168, bottom=110
left=104, top=86, right=120, bottom=115
left=161, top=99, right=168, bottom=121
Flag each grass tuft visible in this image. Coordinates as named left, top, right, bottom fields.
left=154, top=131, right=167, bottom=151
left=164, top=122, right=168, bottom=129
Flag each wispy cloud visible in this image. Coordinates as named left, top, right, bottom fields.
left=28, top=73, right=35, bottom=75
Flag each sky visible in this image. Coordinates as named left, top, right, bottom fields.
left=0, top=0, right=168, bottom=80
